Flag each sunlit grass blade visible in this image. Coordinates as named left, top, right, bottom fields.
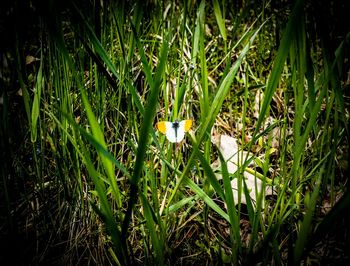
left=80, top=87, right=122, bottom=207
left=59, top=112, right=130, bottom=179
left=30, top=54, right=43, bottom=142
left=191, top=0, right=205, bottom=66
left=213, top=0, right=227, bottom=41
left=166, top=195, right=199, bottom=214
left=197, top=151, right=225, bottom=200
left=168, top=22, right=265, bottom=206
left=122, top=33, right=170, bottom=239
left=182, top=176, right=229, bottom=222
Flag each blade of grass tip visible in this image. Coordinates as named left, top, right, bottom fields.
left=80, top=86, right=122, bottom=207
left=213, top=0, right=227, bottom=41
left=122, top=33, right=170, bottom=240
left=166, top=195, right=198, bottom=215
left=168, top=22, right=265, bottom=207
left=140, top=193, right=165, bottom=264
left=31, top=53, right=44, bottom=143
left=191, top=0, right=204, bottom=66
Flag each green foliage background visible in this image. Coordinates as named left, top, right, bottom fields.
left=1, top=0, right=349, bottom=265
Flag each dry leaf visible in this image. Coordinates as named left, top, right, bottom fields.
left=211, top=134, right=273, bottom=207
left=26, top=55, right=39, bottom=65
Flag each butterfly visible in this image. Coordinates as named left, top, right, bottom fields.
left=156, top=120, right=193, bottom=143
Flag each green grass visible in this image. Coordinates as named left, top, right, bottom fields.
left=1, top=0, right=349, bottom=265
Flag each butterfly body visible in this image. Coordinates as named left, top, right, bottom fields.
left=157, top=120, right=192, bottom=143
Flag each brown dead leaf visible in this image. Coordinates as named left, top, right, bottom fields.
left=26, top=55, right=39, bottom=65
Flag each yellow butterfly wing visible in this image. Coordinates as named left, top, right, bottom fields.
left=156, top=121, right=168, bottom=134
left=182, top=119, right=192, bottom=132
left=157, top=120, right=192, bottom=143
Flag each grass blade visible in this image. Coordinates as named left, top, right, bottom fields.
left=80, top=87, right=122, bottom=207
left=31, top=55, right=44, bottom=142
left=213, top=0, right=227, bottom=41
left=122, top=33, right=170, bottom=240
left=140, top=193, right=165, bottom=264
left=293, top=167, right=323, bottom=264
left=168, top=22, right=265, bottom=206
left=218, top=151, right=241, bottom=262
